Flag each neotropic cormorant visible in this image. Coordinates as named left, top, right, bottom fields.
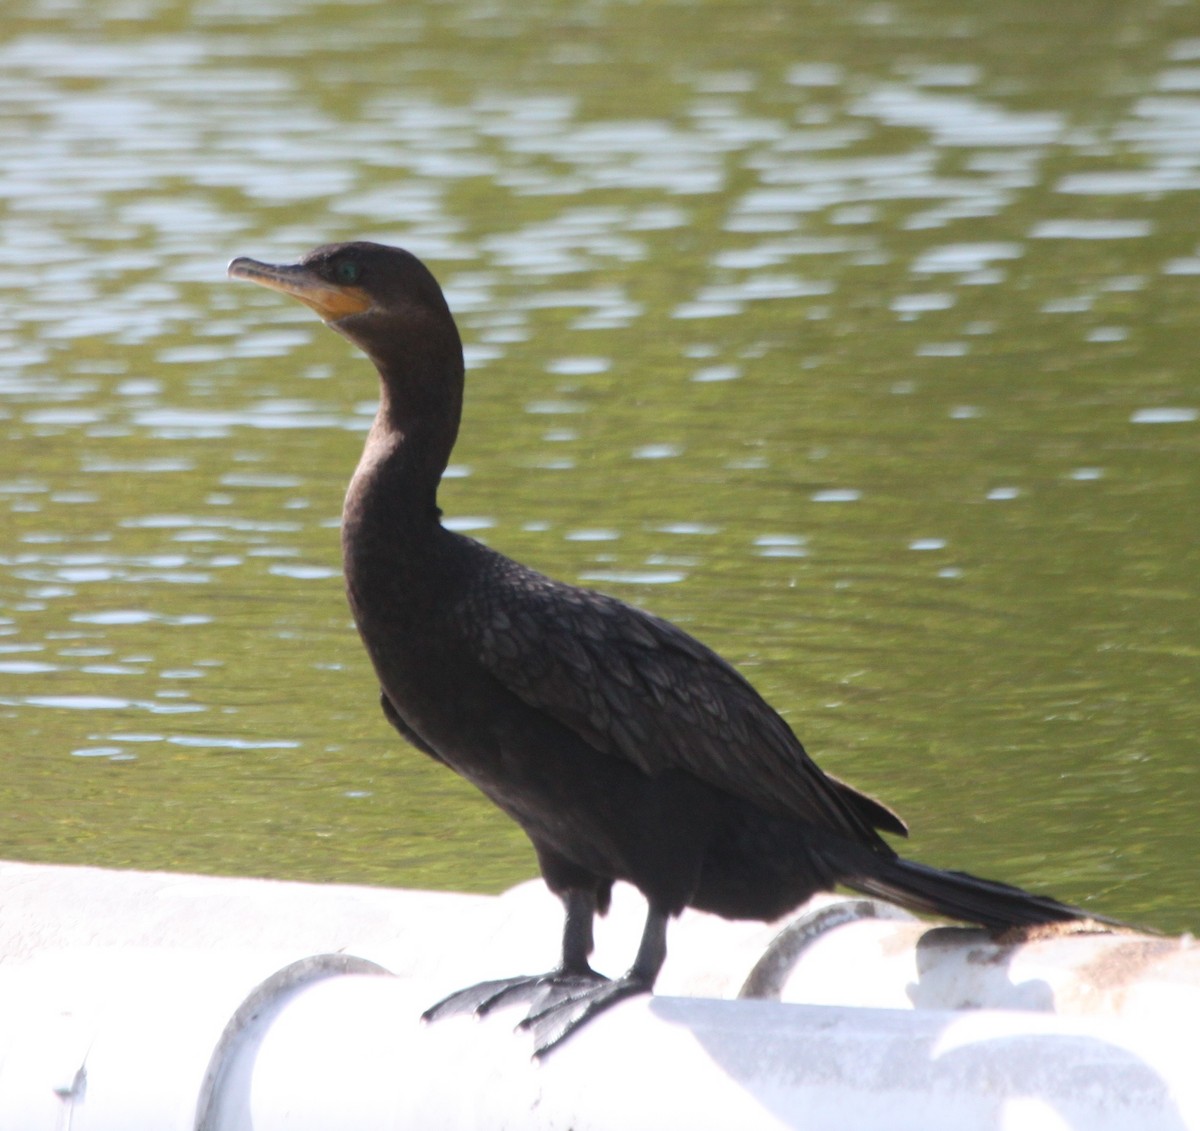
left=229, top=241, right=1105, bottom=1056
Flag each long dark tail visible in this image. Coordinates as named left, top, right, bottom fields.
left=841, top=854, right=1106, bottom=931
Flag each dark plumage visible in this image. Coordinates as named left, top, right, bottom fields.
left=228, top=241, right=1106, bottom=1055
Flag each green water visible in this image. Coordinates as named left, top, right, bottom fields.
left=1, top=0, right=1197, bottom=932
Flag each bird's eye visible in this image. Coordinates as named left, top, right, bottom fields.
left=333, top=259, right=361, bottom=286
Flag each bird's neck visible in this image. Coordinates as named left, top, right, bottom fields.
left=340, top=422, right=443, bottom=640
left=347, top=417, right=450, bottom=536
left=341, top=351, right=464, bottom=578
left=355, top=330, right=463, bottom=500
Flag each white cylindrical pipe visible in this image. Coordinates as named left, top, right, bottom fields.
left=205, top=972, right=1198, bottom=1131
left=0, top=861, right=1197, bottom=1130
left=6, top=861, right=1191, bottom=1021
left=741, top=897, right=1200, bottom=1025
left=0, top=948, right=282, bottom=1131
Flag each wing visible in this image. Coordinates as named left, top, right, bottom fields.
left=454, top=550, right=905, bottom=844
left=380, top=690, right=446, bottom=764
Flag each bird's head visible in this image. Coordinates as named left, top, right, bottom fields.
left=228, top=241, right=460, bottom=374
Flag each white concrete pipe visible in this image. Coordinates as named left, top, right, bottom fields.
left=0, top=860, right=1195, bottom=1130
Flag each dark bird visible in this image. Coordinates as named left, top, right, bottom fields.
left=228, top=241, right=1106, bottom=1055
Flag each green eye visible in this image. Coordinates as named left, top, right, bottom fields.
left=334, top=259, right=361, bottom=285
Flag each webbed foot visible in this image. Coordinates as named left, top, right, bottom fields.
left=421, top=898, right=666, bottom=1056
left=422, top=967, right=608, bottom=1025
left=518, top=970, right=653, bottom=1057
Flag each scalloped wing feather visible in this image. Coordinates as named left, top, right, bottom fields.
left=455, top=557, right=904, bottom=843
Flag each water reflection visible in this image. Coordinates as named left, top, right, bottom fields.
left=0, top=0, right=1196, bottom=926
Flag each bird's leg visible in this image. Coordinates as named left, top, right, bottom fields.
left=558, top=884, right=606, bottom=978
left=421, top=888, right=607, bottom=1024
left=519, top=903, right=669, bottom=1057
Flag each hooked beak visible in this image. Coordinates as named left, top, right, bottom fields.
left=227, top=256, right=372, bottom=322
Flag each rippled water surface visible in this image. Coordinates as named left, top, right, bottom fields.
left=2, top=0, right=1198, bottom=931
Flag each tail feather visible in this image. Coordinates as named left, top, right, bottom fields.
left=842, top=855, right=1106, bottom=931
